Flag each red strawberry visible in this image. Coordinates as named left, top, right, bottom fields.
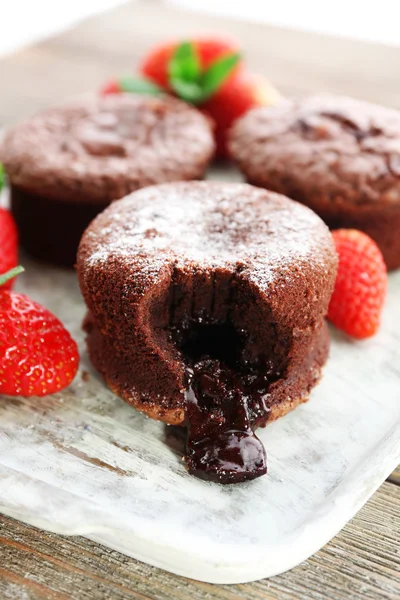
left=203, top=72, right=281, bottom=158
left=101, top=79, right=121, bottom=95
left=0, top=207, right=18, bottom=290
left=327, top=229, right=387, bottom=339
left=139, top=36, right=242, bottom=91
left=101, top=38, right=280, bottom=158
left=0, top=270, right=79, bottom=396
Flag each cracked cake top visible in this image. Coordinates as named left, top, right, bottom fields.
left=1, top=94, right=215, bottom=203
left=229, top=94, right=400, bottom=206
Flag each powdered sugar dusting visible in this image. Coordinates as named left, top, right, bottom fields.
left=82, top=181, right=335, bottom=290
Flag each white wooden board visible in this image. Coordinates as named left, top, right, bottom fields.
left=0, top=170, right=399, bottom=584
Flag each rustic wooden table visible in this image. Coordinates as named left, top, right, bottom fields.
left=0, top=2, right=399, bottom=598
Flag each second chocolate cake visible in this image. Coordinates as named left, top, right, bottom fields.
left=1, top=94, right=214, bottom=267
left=77, top=181, right=337, bottom=484
left=229, top=94, right=400, bottom=269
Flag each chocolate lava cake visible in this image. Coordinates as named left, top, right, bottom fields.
left=0, top=94, right=214, bottom=267
left=229, top=94, right=400, bottom=270
left=77, top=181, right=337, bottom=484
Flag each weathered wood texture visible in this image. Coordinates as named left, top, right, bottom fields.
left=388, top=465, right=400, bottom=486
left=0, top=483, right=399, bottom=600
left=1, top=0, right=400, bottom=126
left=0, top=1, right=399, bottom=598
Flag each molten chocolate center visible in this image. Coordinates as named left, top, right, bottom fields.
left=172, top=322, right=279, bottom=484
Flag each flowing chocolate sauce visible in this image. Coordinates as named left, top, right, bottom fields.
left=172, top=322, right=279, bottom=484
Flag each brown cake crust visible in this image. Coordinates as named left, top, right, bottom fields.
left=1, top=94, right=215, bottom=266
left=229, top=94, right=400, bottom=270
left=83, top=312, right=330, bottom=425
left=77, top=181, right=337, bottom=426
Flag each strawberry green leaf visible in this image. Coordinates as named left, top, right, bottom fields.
left=168, top=41, right=201, bottom=85
left=169, top=79, right=205, bottom=104
left=0, top=163, right=3, bottom=192
left=199, top=52, right=241, bottom=101
left=119, top=76, right=163, bottom=95
left=168, top=49, right=241, bottom=105
left=0, top=265, right=24, bottom=287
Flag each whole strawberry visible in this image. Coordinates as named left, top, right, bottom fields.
left=102, top=37, right=241, bottom=102
left=202, top=72, right=281, bottom=158
left=103, top=38, right=241, bottom=102
left=0, top=166, right=19, bottom=289
left=328, top=229, right=387, bottom=339
left=0, top=208, right=18, bottom=289
left=139, top=36, right=242, bottom=92
left=141, top=38, right=241, bottom=106
left=0, top=269, right=79, bottom=396
left=140, top=38, right=280, bottom=157
left=101, top=37, right=281, bottom=158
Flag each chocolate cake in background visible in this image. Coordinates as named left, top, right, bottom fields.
left=0, top=94, right=215, bottom=267
left=77, top=181, right=337, bottom=483
left=229, top=94, right=400, bottom=270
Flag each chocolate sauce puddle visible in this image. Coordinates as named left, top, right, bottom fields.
left=172, top=323, right=275, bottom=484
left=185, top=359, right=268, bottom=483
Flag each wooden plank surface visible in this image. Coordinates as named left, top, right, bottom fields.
left=388, top=466, right=400, bottom=485
left=0, top=1, right=399, bottom=598
left=1, top=483, right=399, bottom=600
left=1, top=0, right=400, bottom=125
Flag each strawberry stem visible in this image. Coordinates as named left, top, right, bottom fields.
left=0, top=265, right=25, bottom=287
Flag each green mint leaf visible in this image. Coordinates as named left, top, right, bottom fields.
left=168, top=41, right=201, bottom=85
left=198, top=52, right=241, bottom=101
left=0, top=265, right=25, bottom=287
left=0, top=163, right=3, bottom=192
left=119, top=76, right=163, bottom=95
